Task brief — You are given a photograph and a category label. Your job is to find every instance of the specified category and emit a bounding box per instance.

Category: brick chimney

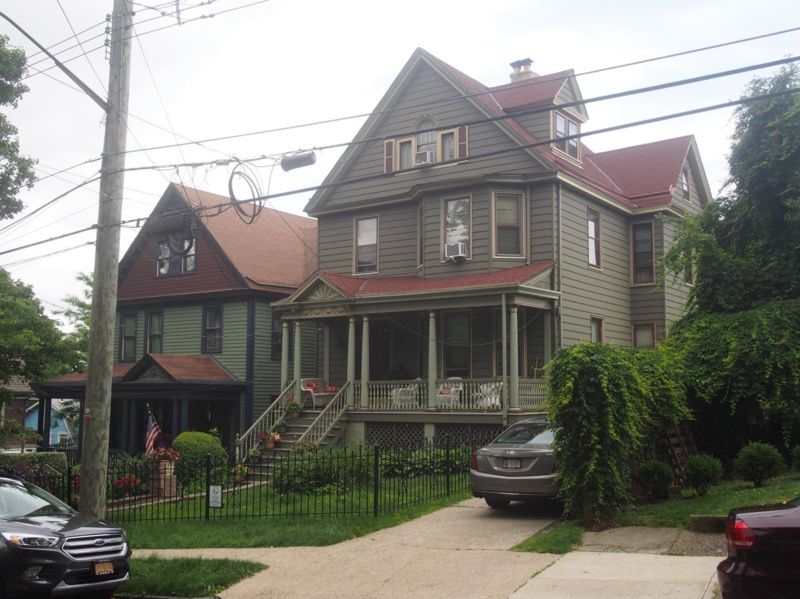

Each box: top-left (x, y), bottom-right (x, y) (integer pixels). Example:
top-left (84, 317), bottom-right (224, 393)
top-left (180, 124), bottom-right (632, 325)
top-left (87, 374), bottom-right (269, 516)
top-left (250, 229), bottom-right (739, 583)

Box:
top-left (509, 58), bottom-right (537, 82)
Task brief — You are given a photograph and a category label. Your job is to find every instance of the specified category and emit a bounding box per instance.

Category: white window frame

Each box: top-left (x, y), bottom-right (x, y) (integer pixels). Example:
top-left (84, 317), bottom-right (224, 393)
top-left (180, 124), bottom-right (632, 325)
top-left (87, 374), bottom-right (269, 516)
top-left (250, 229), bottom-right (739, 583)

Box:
top-left (587, 207), bottom-right (602, 269)
top-left (552, 112), bottom-right (581, 161)
top-left (354, 215), bottom-right (379, 275)
top-left (492, 192), bottom-right (525, 259)
top-left (590, 316), bottom-right (604, 344)
top-left (632, 322), bottom-right (656, 348)
top-left (437, 129), bottom-right (457, 163)
top-left (395, 137), bottom-right (416, 171)
top-left (441, 196), bottom-right (472, 261)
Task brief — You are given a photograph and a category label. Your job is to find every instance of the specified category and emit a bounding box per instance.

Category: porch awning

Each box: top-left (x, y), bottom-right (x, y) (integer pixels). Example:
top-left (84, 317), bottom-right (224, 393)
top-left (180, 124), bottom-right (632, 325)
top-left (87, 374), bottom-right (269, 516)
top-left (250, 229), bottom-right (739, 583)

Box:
top-left (32, 354), bottom-right (244, 398)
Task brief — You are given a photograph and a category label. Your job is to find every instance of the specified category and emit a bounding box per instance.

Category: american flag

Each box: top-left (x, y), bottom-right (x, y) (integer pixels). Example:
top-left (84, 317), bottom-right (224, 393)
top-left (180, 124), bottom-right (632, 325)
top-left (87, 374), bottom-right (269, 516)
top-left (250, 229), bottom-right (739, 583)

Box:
top-left (145, 405), bottom-right (162, 454)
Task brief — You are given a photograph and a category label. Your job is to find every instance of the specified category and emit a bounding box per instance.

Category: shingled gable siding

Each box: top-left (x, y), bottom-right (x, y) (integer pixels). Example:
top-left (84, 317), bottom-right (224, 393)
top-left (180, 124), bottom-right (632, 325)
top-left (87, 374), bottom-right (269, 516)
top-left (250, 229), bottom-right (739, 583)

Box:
top-left (559, 187), bottom-right (632, 346)
top-left (318, 62), bottom-right (546, 212)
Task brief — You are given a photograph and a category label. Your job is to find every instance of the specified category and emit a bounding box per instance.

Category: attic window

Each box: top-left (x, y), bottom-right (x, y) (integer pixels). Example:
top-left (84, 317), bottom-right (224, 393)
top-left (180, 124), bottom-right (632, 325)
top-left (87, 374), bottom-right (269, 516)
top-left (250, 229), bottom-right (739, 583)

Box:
top-left (384, 126), bottom-right (468, 172)
top-left (679, 166), bottom-right (690, 201)
top-left (554, 113), bottom-right (579, 160)
top-left (156, 237), bottom-right (196, 277)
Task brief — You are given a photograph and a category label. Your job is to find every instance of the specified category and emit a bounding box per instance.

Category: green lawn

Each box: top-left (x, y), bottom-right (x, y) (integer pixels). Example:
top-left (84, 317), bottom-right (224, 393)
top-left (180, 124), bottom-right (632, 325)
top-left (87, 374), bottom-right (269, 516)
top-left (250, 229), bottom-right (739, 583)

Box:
top-left (618, 472), bottom-right (800, 528)
top-left (123, 491), bottom-right (470, 548)
top-left (511, 520), bottom-right (584, 554)
top-left (118, 556), bottom-right (264, 597)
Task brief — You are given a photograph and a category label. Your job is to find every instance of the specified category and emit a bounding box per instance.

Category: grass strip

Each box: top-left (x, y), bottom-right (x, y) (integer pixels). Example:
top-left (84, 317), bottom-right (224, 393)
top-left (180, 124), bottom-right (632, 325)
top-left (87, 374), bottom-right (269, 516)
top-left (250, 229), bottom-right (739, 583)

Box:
top-left (618, 473), bottom-right (800, 528)
top-left (118, 556), bottom-right (264, 597)
top-left (511, 520), bottom-right (584, 554)
top-left (124, 491), bottom-right (470, 548)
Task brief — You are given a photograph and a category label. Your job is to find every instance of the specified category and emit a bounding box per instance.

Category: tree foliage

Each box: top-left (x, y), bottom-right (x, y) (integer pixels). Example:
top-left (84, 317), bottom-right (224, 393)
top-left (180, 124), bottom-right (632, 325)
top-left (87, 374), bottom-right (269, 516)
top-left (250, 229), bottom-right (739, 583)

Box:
top-left (56, 272), bottom-right (93, 372)
top-left (0, 35), bottom-right (36, 220)
top-left (663, 66), bottom-right (800, 457)
top-left (547, 343), bottom-right (687, 528)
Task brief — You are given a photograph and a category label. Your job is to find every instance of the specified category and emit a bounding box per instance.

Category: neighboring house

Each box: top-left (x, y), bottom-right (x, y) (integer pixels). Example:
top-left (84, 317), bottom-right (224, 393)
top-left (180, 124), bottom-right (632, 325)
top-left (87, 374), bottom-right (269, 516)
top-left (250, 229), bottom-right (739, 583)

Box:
top-left (34, 184), bottom-right (318, 453)
top-left (24, 399), bottom-right (73, 446)
top-left (270, 49), bottom-right (711, 448)
top-left (1, 377), bottom-right (39, 452)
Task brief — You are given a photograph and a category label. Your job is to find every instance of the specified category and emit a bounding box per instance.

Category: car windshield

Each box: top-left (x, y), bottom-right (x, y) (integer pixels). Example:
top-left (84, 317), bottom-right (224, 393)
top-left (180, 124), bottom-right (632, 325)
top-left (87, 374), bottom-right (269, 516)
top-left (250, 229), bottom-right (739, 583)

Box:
top-left (493, 424), bottom-right (553, 446)
top-left (0, 480), bottom-right (74, 519)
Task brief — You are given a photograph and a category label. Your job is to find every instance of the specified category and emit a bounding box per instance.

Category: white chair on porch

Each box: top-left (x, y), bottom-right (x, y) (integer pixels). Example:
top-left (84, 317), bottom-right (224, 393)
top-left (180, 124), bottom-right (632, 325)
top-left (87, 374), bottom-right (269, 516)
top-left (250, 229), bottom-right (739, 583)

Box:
top-left (475, 382), bottom-right (502, 410)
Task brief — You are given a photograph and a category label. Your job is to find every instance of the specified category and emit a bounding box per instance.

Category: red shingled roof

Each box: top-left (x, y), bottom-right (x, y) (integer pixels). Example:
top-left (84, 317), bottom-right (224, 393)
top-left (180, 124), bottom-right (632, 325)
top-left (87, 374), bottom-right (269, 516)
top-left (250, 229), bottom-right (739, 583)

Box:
top-left (174, 186), bottom-right (317, 290)
top-left (488, 70), bottom-right (573, 112)
top-left (318, 261), bottom-right (554, 298)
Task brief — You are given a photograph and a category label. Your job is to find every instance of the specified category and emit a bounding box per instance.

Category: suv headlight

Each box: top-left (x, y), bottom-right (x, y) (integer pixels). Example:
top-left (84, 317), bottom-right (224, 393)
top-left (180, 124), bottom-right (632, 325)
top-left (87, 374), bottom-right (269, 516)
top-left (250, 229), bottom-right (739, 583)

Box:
top-left (1, 532), bottom-right (60, 548)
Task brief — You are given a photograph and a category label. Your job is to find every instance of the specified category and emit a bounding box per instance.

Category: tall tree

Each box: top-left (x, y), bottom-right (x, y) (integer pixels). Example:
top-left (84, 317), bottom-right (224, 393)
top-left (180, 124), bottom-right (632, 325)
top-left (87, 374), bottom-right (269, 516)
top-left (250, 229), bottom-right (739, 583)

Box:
top-left (664, 66), bottom-right (800, 458)
top-left (57, 272), bottom-right (93, 372)
top-left (0, 34), bottom-right (36, 219)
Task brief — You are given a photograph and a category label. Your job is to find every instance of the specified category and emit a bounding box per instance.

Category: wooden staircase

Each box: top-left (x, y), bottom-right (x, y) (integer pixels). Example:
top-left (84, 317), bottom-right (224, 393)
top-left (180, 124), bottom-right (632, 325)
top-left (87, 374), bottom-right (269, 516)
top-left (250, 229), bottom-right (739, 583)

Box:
top-left (664, 422), bottom-right (697, 486)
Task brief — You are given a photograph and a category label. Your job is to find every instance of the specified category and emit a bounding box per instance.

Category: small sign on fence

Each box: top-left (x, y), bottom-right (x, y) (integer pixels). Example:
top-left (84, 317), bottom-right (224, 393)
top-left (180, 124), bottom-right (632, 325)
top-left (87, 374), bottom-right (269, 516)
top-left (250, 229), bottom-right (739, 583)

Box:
top-left (208, 484), bottom-right (222, 508)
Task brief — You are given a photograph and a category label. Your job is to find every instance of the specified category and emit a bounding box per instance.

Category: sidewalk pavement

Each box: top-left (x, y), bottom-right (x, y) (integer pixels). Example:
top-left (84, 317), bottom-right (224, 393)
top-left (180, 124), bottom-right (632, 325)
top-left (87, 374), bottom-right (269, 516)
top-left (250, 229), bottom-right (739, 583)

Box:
top-left (134, 498), bottom-right (722, 598)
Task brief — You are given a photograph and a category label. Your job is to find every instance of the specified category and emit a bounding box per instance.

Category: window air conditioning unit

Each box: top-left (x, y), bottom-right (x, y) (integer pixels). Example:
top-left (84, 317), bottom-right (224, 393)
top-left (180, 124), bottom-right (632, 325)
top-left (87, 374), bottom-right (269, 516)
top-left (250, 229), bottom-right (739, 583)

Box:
top-left (414, 150), bottom-right (434, 166)
top-left (445, 242), bottom-right (467, 262)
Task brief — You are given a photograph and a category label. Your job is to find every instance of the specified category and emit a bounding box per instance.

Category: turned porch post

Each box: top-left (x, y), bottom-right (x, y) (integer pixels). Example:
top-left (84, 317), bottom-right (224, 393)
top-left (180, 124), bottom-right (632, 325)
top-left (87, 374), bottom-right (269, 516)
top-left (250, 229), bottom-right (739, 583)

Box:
top-left (509, 305), bottom-right (520, 410)
top-left (360, 315), bottom-right (370, 408)
top-left (322, 323), bottom-right (331, 383)
top-left (346, 316), bottom-right (356, 407)
top-left (280, 320), bottom-right (289, 389)
top-left (543, 309), bottom-right (552, 365)
top-left (293, 320), bottom-right (302, 401)
top-left (427, 311), bottom-right (437, 409)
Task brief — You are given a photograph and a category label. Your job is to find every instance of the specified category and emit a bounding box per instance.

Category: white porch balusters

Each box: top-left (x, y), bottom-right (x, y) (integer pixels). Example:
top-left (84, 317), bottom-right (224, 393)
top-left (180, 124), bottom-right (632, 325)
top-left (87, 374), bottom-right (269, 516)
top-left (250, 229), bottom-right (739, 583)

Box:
top-left (509, 305), bottom-right (520, 411)
top-left (346, 316), bottom-right (356, 407)
top-left (360, 315), bottom-right (370, 408)
top-left (427, 311), bottom-right (436, 409)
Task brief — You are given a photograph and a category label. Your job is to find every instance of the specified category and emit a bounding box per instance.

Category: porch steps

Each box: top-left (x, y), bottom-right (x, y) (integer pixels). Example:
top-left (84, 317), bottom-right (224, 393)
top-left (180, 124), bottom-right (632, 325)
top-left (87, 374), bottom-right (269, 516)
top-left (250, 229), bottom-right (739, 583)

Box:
top-left (247, 409), bottom-right (345, 480)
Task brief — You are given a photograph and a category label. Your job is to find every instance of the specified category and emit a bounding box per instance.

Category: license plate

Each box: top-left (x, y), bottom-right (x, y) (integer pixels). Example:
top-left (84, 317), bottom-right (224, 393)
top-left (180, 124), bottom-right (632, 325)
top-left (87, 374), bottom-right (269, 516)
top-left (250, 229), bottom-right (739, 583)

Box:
top-left (502, 458), bottom-right (521, 469)
top-left (94, 562), bottom-right (114, 576)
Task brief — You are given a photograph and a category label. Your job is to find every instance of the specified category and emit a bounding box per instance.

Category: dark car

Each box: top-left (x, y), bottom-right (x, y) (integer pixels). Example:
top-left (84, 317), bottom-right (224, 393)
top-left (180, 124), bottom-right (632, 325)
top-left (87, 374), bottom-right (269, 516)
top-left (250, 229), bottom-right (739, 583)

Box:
top-left (469, 417), bottom-right (557, 508)
top-left (0, 476), bottom-right (130, 598)
top-left (717, 496), bottom-right (800, 599)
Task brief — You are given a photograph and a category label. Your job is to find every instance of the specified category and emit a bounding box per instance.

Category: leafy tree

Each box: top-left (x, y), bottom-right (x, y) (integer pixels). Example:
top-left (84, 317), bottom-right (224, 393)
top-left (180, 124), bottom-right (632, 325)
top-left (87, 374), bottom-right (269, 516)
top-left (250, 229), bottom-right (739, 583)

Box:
top-left (0, 268), bottom-right (74, 444)
top-left (663, 66), bottom-right (800, 457)
top-left (56, 272), bottom-right (93, 371)
top-left (0, 35), bottom-right (36, 220)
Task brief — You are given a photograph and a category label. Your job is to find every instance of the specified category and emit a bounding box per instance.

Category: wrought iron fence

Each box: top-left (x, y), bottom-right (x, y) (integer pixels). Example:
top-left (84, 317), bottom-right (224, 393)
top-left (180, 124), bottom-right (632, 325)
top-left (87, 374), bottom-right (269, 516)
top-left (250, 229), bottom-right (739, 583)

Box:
top-left (19, 435), bottom-right (497, 523)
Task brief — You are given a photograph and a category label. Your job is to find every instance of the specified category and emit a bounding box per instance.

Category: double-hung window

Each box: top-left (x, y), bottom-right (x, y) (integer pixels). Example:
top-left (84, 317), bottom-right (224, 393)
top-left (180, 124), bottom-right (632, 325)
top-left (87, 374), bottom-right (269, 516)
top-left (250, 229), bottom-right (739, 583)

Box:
top-left (397, 138), bottom-right (414, 170)
top-left (679, 167), bottom-right (690, 202)
top-left (590, 317), bottom-right (603, 343)
top-left (632, 222), bottom-right (655, 284)
top-left (495, 193), bottom-right (523, 256)
top-left (355, 217), bottom-right (378, 274)
top-left (554, 113), bottom-right (579, 159)
top-left (444, 197), bottom-right (471, 258)
top-left (202, 306), bottom-right (222, 353)
top-left (146, 312), bottom-right (163, 353)
top-left (120, 313), bottom-right (137, 361)
top-left (587, 207), bottom-right (601, 268)
top-left (633, 323), bottom-right (655, 348)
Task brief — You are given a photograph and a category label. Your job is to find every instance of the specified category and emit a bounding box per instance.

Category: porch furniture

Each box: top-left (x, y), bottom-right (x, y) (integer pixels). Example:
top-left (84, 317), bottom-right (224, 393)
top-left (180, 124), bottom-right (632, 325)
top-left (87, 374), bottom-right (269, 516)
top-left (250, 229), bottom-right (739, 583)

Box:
top-left (475, 382), bottom-right (503, 409)
top-left (391, 384), bottom-right (419, 409)
top-left (300, 378), bottom-right (335, 408)
top-left (436, 379), bottom-right (462, 409)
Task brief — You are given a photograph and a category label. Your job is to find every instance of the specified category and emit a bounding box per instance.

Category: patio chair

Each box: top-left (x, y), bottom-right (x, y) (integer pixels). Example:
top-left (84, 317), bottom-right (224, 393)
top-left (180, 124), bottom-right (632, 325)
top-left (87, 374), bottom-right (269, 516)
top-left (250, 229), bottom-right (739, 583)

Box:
top-left (436, 378), bottom-right (462, 409)
top-left (300, 378), bottom-right (336, 408)
top-left (390, 384), bottom-right (418, 409)
top-left (475, 381), bottom-right (502, 409)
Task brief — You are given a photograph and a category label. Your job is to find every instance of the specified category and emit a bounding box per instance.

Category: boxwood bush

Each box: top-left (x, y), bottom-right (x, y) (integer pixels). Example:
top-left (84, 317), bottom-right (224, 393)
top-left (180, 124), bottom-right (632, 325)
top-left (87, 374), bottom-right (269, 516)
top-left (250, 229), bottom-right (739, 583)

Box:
top-left (684, 453), bottom-right (722, 497)
top-left (0, 452), bottom-right (68, 474)
top-left (734, 442), bottom-right (785, 488)
top-left (172, 431), bottom-right (228, 486)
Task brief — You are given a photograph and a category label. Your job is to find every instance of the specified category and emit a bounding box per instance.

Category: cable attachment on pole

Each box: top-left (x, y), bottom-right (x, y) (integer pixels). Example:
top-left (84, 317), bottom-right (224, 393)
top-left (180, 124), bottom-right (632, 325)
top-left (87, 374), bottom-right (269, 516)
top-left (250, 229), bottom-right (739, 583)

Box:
top-left (227, 161), bottom-right (264, 225)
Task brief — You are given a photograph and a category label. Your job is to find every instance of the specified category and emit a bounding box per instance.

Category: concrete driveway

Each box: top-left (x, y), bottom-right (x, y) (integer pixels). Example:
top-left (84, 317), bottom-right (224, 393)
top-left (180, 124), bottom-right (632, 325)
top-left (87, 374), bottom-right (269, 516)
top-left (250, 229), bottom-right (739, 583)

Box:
top-left (137, 498), bottom-right (559, 598)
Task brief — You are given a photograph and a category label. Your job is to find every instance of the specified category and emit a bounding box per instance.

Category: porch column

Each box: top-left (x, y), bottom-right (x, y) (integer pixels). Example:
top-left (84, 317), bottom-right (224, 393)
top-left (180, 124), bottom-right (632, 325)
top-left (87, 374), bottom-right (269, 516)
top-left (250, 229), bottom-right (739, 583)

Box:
top-left (346, 316), bottom-right (356, 407)
top-left (322, 323), bottom-right (331, 383)
top-left (127, 399), bottom-right (136, 454)
top-left (360, 316), bottom-right (370, 409)
top-left (509, 305), bottom-right (520, 411)
top-left (543, 309), bottom-right (552, 364)
top-left (280, 320), bottom-right (289, 389)
top-left (293, 320), bottom-right (302, 401)
top-left (427, 311), bottom-right (436, 409)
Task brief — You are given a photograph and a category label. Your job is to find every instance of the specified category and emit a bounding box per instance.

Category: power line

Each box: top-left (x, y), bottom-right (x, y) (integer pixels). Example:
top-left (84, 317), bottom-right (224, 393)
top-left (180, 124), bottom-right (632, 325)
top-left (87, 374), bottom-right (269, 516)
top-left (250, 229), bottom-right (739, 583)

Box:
top-left (3, 84), bottom-right (797, 259)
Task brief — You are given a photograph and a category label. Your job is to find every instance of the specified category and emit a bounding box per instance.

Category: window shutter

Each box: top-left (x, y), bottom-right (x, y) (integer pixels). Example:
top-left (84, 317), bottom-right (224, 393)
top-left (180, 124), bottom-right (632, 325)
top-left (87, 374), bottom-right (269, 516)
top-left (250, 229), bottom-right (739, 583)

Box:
top-left (384, 141), bottom-right (394, 173)
top-left (457, 126), bottom-right (468, 159)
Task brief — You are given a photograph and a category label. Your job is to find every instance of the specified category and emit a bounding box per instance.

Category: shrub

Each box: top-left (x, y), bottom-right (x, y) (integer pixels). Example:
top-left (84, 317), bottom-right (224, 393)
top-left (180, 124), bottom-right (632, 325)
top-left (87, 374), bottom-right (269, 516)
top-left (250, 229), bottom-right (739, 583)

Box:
top-left (791, 444), bottom-right (800, 472)
top-left (273, 446), bottom-right (370, 493)
top-left (638, 460), bottom-right (674, 502)
top-left (684, 454), bottom-right (722, 496)
top-left (734, 442), bottom-right (785, 488)
top-left (0, 452), bottom-right (68, 475)
top-left (172, 431), bottom-right (227, 486)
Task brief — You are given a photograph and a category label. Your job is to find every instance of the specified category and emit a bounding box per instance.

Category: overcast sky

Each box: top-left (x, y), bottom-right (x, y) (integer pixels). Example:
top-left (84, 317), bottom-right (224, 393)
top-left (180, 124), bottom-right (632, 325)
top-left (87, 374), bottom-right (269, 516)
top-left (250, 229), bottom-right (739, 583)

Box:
top-left (1, 0), bottom-right (798, 325)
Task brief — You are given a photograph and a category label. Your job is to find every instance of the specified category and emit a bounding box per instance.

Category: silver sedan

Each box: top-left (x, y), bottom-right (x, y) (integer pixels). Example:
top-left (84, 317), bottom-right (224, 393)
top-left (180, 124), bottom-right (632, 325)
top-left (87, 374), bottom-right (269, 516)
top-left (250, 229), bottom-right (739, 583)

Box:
top-left (469, 417), bottom-right (557, 508)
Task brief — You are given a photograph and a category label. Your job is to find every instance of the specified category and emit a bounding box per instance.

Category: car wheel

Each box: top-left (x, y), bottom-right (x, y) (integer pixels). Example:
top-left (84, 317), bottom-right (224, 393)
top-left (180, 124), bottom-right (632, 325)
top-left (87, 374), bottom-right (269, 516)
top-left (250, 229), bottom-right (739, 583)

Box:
top-left (485, 498), bottom-right (510, 509)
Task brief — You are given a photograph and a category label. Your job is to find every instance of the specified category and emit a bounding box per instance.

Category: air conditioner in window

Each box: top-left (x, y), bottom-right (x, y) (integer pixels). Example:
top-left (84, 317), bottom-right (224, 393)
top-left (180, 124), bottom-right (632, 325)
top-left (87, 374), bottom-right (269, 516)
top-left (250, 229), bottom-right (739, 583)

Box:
top-left (445, 242), bottom-right (467, 262)
top-left (414, 150), bottom-right (434, 166)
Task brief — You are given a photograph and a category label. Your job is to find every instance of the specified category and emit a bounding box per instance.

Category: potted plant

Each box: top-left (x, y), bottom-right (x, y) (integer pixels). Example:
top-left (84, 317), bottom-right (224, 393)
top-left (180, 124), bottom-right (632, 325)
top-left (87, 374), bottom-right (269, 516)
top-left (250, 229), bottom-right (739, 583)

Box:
top-left (258, 431), bottom-right (281, 449)
top-left (149, 447), bottom-right (180, 474)
top-left (285, 395), bottom-right (302, 419)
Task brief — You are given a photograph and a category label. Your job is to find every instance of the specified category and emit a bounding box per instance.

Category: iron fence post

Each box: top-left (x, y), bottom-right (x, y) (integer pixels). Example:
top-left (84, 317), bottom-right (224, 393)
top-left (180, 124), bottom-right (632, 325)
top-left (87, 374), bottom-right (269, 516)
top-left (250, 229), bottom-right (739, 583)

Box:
top-left (205, 454), bottom-right (212, 521)
top-left (67, 465), bottom-right (72, 506)
top-left (373, 445), bottom-right (380, 517)
top-left (445, 436), bottom-right (451, 496)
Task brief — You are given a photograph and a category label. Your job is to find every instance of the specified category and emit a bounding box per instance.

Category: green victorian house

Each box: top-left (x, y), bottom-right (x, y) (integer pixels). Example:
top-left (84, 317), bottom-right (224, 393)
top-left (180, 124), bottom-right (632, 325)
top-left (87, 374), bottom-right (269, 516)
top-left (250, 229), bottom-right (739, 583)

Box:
top-left (237, 48), bottom-right (711, 455)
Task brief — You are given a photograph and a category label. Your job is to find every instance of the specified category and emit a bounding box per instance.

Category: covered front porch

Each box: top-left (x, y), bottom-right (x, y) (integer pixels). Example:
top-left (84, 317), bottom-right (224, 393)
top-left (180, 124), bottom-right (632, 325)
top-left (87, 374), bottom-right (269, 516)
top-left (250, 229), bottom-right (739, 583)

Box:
top-left (275, 263), bottom-right (558, 416)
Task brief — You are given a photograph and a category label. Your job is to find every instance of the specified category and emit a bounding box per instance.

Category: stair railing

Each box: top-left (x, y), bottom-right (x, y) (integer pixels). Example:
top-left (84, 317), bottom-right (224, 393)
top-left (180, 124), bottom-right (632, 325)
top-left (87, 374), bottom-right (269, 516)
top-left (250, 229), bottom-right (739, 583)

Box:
top-left (236, 380), bottom-right (296, 463)
top-left (294, 382), bottom-right (350, 448)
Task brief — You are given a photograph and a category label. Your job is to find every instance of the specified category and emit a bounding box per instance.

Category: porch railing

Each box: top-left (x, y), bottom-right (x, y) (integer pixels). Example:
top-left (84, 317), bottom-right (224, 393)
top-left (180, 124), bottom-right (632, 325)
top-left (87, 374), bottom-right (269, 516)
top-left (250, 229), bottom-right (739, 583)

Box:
top-left (236, 380), bottom-right (296, 463)
top-left (294, 381), bottom-right (350, 448)
top-left (519, 378), bottom-right (547, 411)
top-left (365, 380), bottom-right (426, 411)
top-left (434, 378), bottom-right (505, 411)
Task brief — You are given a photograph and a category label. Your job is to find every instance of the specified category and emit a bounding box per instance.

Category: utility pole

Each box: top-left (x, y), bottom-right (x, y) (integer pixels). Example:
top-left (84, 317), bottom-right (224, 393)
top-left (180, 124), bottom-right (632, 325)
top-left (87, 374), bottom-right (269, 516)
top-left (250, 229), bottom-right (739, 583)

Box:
top-left (80, 0), bottom-right (133, 519)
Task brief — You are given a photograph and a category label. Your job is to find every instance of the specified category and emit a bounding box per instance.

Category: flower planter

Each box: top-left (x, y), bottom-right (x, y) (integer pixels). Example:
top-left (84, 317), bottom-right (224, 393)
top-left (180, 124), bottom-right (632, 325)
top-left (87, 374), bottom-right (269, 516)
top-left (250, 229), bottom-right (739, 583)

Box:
top-left (264, 440), bottom-right (275, 449)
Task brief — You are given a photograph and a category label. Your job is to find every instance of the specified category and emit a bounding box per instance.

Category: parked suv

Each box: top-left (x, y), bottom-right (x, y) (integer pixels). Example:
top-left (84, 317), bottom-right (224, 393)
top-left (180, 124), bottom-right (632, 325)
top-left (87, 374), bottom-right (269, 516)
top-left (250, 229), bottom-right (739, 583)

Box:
top-left (0, 476), bottom-right (130, 598)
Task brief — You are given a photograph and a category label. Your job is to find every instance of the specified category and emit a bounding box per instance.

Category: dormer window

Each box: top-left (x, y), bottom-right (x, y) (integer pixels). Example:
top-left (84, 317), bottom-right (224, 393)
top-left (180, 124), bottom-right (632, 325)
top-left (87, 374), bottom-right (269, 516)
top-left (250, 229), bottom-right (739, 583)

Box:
top-left (554, 113), bottom-right (579, 160)
top-left (679, 166), bottom-right (690, 201)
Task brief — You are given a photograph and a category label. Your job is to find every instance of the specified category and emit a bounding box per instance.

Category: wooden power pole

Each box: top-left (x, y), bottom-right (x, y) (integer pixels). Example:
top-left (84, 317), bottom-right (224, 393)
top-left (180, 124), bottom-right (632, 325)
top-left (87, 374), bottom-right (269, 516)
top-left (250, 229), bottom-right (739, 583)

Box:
top-left (79, 0), bottom-right (133, 519)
